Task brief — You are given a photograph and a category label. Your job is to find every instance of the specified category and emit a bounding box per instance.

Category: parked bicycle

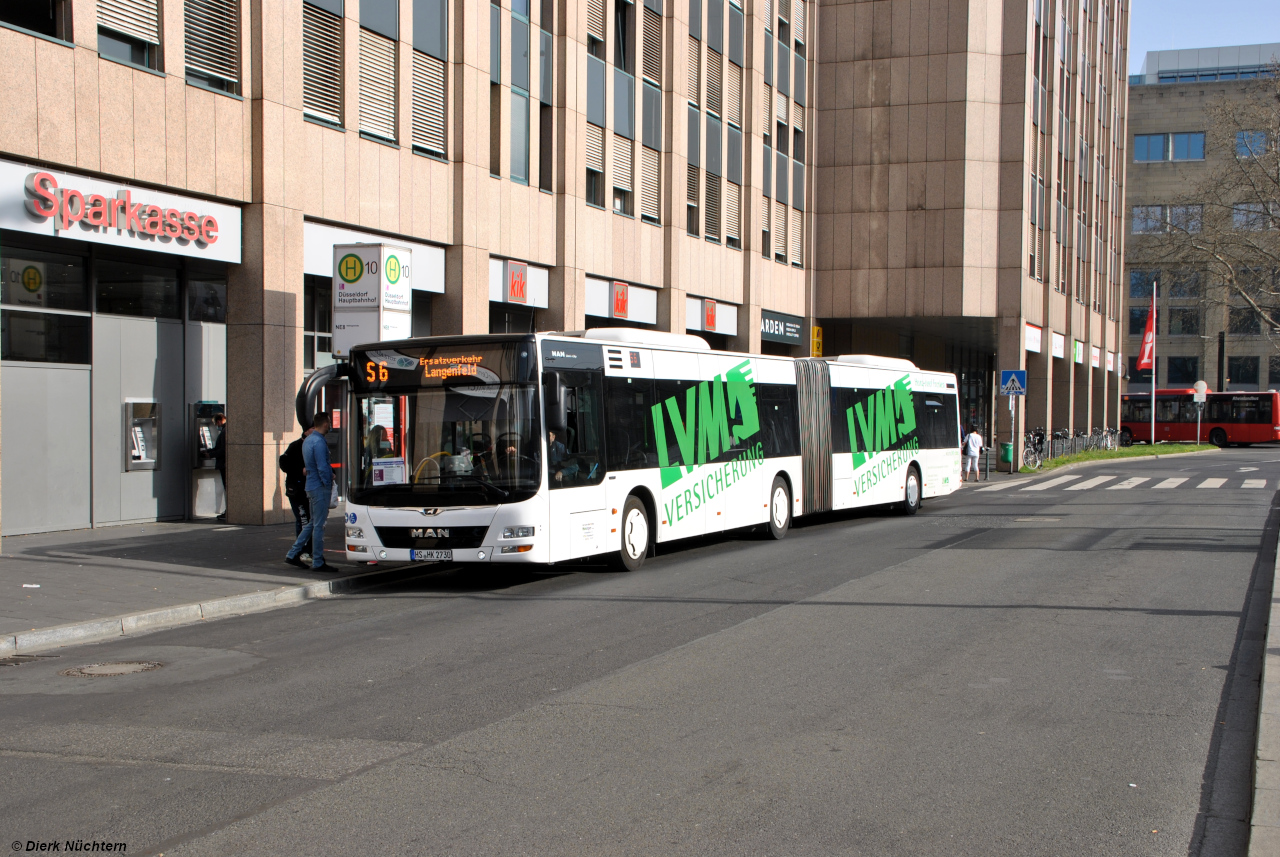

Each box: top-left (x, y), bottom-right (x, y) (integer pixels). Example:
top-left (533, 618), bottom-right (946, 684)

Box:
top-left (1023, 427), bottom-right (1047, 469)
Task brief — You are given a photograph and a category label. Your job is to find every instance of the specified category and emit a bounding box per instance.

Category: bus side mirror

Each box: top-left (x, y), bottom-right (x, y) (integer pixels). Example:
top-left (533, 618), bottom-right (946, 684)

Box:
top-left (543, 371), bottom-right (568, 433)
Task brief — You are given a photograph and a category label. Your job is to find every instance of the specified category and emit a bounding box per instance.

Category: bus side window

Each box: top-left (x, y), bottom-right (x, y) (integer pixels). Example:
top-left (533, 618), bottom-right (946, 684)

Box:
top-left (551, 371), bottom-right (607, 489)
top-left (756, 383), bottom-right (800, 458)
top-left (1262, 397), bottom-right (1273, 422)
top-left (605, 376), bottom-right (658, 470)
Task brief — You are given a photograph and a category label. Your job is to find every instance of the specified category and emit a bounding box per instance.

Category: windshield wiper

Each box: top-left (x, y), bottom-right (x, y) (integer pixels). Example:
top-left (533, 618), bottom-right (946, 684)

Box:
top-left (454, 474), bottom-right (510, 499)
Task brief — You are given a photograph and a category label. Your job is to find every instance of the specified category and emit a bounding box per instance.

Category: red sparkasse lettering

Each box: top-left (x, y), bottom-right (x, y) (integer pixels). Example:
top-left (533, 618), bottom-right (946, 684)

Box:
top-left (143, 205), bottom-right (163, 235)
top-left (164, 208), bottom-right (182, 238)
top-left (86, 194), bottom-right (110, 227)
top-left (24, 171), bottom-right (58, 217)
top-left (59, 188), bottom-right (85, 231)
top-left (199, 215), bottom-right (218, 244)
top-left (181, 211), bottom-right (200, 241)
top-left (119, 191), bottom-right (144, 233)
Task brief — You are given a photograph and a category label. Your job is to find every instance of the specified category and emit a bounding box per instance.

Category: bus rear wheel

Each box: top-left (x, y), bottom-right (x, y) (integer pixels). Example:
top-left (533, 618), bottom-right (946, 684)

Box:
top-left (767, 476), bottom-right (791, 540)
top-left (614, 495), bottom-right (650, 572)
top-left (1119, 429), bottom-right (1132, 447)
top-left (1210, 428), bottom-right (1228, 448)
top-left (902, 466), bottom-right (922, 516)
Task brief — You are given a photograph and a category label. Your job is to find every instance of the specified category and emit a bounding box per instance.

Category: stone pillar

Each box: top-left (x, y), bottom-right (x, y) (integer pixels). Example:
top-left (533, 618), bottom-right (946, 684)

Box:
top-left (996, 316), bottom-right (1025, 471)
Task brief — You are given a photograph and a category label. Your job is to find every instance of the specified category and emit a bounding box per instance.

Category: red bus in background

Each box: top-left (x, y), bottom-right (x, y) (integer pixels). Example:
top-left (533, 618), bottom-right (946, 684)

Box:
top-left (1120, 389), bottom-right (1280, 446)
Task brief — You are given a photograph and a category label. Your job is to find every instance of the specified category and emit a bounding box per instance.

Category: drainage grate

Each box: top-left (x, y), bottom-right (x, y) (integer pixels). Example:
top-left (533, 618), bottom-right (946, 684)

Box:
top-left (0, 655), bottom-right (60, 667)
top-left (59, 661), bottom-right (164, 678)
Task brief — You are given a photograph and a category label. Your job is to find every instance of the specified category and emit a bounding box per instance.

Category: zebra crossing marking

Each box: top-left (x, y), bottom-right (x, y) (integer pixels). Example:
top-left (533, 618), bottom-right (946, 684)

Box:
top-left (1152, 478), bottom-right (1188, 489)
top-left (1066, 475), bottom-right (1117, 491)
top-left (1196, 478), bottom-right (1227, 489)
top-left (1021, 475), bottom-right (1083, 491)
top-left (1106, 477), bottom-right (1150, 490)
top-left (1242, 478), bottom-right (1268, 489)
top-left (975, 479), bottom-right (1033, 492)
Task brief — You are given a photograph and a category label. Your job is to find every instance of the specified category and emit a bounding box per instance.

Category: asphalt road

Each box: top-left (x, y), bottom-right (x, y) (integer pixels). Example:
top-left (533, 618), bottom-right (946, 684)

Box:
top-left (1, 447), bottom-right (1274, 856)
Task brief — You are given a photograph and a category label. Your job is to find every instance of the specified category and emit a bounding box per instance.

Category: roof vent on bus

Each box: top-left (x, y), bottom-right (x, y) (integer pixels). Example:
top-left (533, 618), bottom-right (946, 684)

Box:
top-left (584, 328), bottom-right (711, 351)
top-left (835, 354), bottom-right (919, 371)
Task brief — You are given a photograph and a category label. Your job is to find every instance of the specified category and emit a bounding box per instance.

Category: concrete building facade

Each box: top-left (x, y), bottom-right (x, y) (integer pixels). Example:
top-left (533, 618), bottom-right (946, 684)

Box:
top-left (0, 0), bottom-right (1128, 533)
top-left (1123, 44), bottom-right (1280, 396)
top-left (812, 0), bottom-right (1129, 452)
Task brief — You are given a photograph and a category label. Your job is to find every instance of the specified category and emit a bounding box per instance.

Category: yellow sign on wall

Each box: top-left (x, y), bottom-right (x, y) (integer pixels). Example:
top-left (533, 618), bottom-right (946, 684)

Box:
top-left (811, 324), bottom-right (823, 357)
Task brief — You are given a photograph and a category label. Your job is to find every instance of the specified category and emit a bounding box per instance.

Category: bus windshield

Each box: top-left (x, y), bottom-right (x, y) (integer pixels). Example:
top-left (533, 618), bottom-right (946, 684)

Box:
top-left (349, 340), bottom-right (541, 506)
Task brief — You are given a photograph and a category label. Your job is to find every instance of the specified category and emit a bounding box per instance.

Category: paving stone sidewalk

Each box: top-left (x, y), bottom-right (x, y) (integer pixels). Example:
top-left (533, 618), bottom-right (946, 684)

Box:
top-left (0, 517), bottom-right (354, 639)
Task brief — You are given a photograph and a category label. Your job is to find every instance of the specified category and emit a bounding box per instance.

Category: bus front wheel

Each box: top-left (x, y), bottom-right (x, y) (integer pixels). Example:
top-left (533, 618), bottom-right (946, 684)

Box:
top-left (768, 476), bottom-right (791, 540)
top-left (1210, 428), bottom-right (1228, 448)
top-left (902, 466), bottom-right (922, 516)
top-left (615, 495), bottom-right (650, 572)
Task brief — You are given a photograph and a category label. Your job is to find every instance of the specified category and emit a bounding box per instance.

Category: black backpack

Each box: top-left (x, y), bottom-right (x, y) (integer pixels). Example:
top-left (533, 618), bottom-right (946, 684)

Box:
top-left (279, 437), bottom-right (306, 492)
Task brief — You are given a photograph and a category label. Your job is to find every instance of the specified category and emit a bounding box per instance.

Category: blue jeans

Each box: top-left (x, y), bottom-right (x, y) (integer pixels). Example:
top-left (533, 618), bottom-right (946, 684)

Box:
top-left (287, 486), bottom-right (331, 568)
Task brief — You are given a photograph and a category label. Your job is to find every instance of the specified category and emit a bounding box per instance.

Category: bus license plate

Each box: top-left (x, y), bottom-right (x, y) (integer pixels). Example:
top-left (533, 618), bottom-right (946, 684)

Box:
top-left (412, 549), bottom-right (452, 562)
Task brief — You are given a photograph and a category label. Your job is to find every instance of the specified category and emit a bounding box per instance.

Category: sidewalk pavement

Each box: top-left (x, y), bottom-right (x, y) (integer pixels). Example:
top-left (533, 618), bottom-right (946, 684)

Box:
top-left (0, 515), bottom-right (400, 653)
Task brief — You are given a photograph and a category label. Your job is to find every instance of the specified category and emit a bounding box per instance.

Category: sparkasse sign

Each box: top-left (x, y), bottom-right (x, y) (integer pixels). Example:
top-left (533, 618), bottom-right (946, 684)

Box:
top-left (0, 157), bottom-right (242, 264)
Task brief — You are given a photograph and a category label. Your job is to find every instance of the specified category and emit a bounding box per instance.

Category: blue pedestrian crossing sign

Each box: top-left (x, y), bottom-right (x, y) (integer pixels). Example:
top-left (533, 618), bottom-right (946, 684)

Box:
top-left (1000, 370), bottom-right (1027, 396)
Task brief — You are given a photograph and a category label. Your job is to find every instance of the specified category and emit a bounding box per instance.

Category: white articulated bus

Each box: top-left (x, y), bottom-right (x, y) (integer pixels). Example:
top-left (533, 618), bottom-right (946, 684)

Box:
top-left (334, 329), bottom-right (961, 570)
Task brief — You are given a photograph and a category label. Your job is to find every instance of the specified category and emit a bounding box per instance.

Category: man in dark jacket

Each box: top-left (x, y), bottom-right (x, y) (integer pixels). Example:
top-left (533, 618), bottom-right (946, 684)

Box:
top-left (280, 429), bottom-right (312, 536)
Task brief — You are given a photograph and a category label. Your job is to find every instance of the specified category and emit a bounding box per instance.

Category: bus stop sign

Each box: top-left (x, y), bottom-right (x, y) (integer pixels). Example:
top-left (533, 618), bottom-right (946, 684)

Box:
top-left (1000, 370), bottom-right (1027, 396)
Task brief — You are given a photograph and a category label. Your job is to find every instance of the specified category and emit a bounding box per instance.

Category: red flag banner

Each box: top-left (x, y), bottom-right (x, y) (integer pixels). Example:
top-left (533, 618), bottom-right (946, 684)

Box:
top-left (1137, 291), bottom-right (1156, 370)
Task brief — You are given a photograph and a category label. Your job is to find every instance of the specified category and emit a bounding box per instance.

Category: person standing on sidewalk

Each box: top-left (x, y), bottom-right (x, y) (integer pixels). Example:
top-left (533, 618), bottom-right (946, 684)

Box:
top-left (961, 425), bottom-right (983, 483)
top-left (279, 427), bottom-right (313, 541)
top-left (213, 412), bottom-right (228, 520)
top-left (285, 413), bottom-right (336, 572)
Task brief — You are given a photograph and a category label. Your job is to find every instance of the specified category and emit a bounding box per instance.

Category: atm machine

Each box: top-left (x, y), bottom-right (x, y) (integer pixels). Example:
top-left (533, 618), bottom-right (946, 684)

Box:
top-left (191, 402), bottom-right (225, 518)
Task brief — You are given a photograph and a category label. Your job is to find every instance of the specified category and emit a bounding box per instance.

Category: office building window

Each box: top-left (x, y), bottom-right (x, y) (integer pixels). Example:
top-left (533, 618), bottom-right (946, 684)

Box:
top-left (1269, 355), bottom-right (1280, 387)
top-left (359, 28), bottom-right (398, 142)
top-left (511, 92), bottom-right (530, 183)
top-left (1127, 356), bottom-right (1153, 384)
top-left (185, 0), bottom-right (240, 93)
top-left (1171, 131), bottom-right (1205, 161)
top-left (586, 124), bottom-right (605, 207)
top-left (490, 4), bottom-right (501, 174)
top-left (303, 0), bottom-right (345, 126)
top-left (1234, 203), bottom-right (1274, 231)
top-left (1128, 306), bottom-right (1148, 335)
top-left (1131, 205), bottom-right (1165, 234)
top-left (412, 51), bottom-right (447, 157)
top-left (1167, 308), bottom-right (1200, 336)
top-left (1132, 133), bottom-right (1167, 162)
top-left (99, 0), bottom-right (161, 69)
top-left (1167, 356), bottom-right (1199, 385)
top-left (1168, 270), bottom-right (1202, 298)
top-left (1129, 269), bottom-right (1157, 298)
top-left (1169, 204), bottom-right (1202, 234)
top-left (303, 274), bottom-right (334, 371)
top-left (1228, 355), bottom-right (1260, 385)
top-left (1229, 307), bottom-right (1262, 335)
top-left (3, 0), bottom-right (71, 39)
top-left (614, 136), bottom-right (634, 215)
top-left (1237, 131), bottom-right (1268, 158)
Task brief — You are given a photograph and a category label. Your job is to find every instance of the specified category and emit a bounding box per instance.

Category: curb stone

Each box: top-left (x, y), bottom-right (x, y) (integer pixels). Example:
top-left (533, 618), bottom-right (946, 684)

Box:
top-left (1251, 528), bottom-right (1280, 854)
top-left (4, 563), bottom-right (444, 657)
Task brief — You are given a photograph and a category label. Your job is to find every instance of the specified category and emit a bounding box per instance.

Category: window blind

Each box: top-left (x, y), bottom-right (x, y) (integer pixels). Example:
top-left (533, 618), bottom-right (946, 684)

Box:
top-left (793, 0), bottom-right (803, 43)
top-left (640, 146), bottom-right (660, 221)
top-left (774, 199), bottom-right (786, 259)
top-left (687, 163), bottom-right (699, 204)
top-left (790, 93), bottom-right (803, 130)
top-left (775, 91), bottom-right (787, 128)
top-left (99, 0), bottom-right (160, 44)
top-left (586, 124), bottom-right (605, 172)
top-left (613, 135), bottom-right (634, 191)
top-left (763, 84), bottom-right (772, 135)
top-left (790, 207), bottom-right (801, 263)
top-left (725, 181), bottom-right (739, 242)
top-left (412, 50), bottom-right (447, 155)
top-left (705, 173), bottom-right (720, 239)
top-left (360, 28), bottom-right (398, 141)
top-left (725, 62), bottom-right (741, 126)
top-left (763, 0), bottom-right (770, 27)
top-left (687, 36), bottom-right (700, 105)
top-left (587, 0), bottom-right (605, 41)
top-left (642, 7), bottom-right (662, 84)
top-left (303, 3), bottom-right (344, 125)
top-left (776, 0), bottom-right (788, 23)
top-left (706, 48), bottom-right (722, 116)
top-left (186, 0), bottom-right (240, 87)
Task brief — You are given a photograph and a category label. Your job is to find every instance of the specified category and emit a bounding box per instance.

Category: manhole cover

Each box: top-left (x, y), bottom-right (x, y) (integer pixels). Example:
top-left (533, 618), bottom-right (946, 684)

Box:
top-left (59, 661), bottom-right (163, 678)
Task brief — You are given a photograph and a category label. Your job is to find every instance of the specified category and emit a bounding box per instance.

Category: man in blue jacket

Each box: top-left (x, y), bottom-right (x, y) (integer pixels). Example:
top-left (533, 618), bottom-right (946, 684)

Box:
top-left (285, 412), bottom-right (337, 572)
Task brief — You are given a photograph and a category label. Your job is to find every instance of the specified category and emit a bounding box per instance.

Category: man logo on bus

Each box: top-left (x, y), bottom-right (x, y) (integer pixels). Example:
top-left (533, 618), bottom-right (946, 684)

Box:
top-left (845, 375), bottom-right (917, 470)
top-left (338, 254), bottom-right (363, 284)
top-left (650, 360), bottom-right (761, 489)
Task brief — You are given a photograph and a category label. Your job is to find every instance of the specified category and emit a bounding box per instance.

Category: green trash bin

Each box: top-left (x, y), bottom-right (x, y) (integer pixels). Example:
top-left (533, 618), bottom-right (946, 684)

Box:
top-left (999, 442), bottom-right (1013, 464)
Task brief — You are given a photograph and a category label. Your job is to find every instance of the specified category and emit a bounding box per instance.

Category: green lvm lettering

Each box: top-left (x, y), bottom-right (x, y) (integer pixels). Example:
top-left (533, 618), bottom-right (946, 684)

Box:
top-left (651, 360), bottom-right (761, 488)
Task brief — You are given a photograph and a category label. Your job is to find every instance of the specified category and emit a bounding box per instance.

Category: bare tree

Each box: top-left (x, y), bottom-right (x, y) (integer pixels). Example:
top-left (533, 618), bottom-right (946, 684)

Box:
top-left (1131, 66), bottom-right (1280, 334)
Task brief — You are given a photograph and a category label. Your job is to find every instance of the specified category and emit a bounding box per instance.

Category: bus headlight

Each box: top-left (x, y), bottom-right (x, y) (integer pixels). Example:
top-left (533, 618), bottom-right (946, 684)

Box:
top-left (346, 526), bottom-right (365, 539)
top-left (501, 545), bottom-right (534, 553)
top-left (502, 526), bottom-right (535, 538)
